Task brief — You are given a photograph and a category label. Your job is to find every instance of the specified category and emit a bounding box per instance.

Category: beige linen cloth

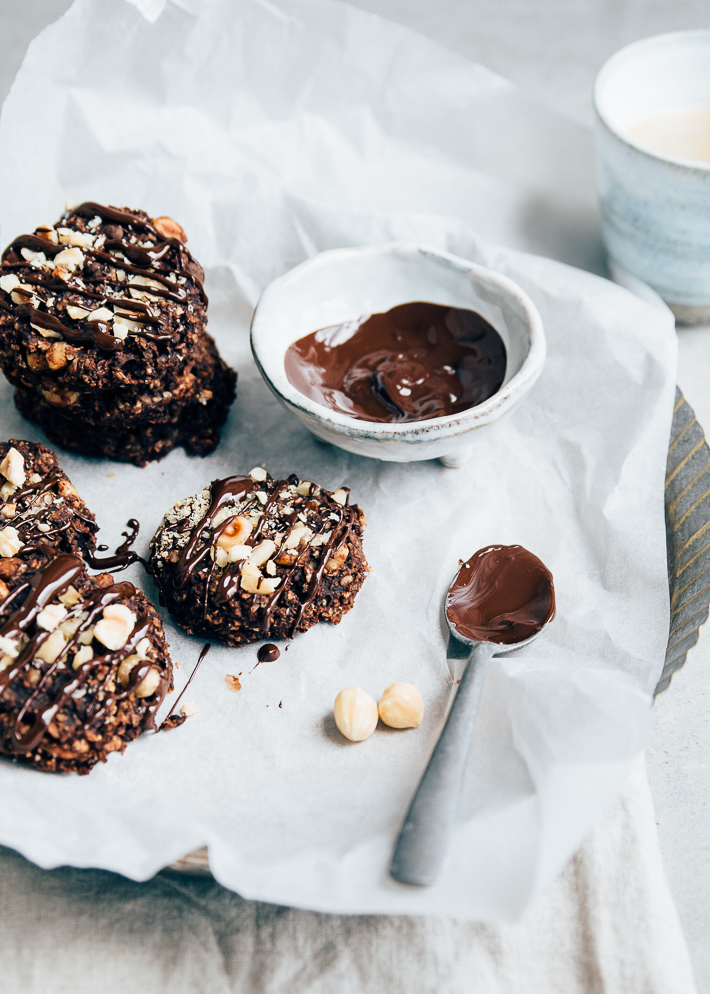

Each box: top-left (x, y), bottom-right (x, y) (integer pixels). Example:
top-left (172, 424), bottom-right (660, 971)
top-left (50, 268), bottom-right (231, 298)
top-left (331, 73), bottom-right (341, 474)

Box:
top-left (0, 758), bottom-right (695, 993)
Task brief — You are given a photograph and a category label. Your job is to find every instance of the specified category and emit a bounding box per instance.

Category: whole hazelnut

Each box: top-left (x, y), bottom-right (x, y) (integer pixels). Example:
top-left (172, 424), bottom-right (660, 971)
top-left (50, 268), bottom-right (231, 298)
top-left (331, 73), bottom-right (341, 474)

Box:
top-left (377, 683), bottom-right (425, 729)
top-left (333, 687), bottom-right (378, 742)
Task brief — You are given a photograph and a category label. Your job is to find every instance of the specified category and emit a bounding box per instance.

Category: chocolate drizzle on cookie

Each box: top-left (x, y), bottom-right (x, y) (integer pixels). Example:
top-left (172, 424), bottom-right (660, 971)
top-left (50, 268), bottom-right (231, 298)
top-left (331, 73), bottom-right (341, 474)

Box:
top-left (161, 642), bottom-right (210, 732)
top-left (86, 518), bottom-right (142, 572)
top-left (0, 553), bottom-right (169, 754)
top-left (5, 471), bottom-right (90, 545)
top-left (177, 473), bottom-right (355, 636)
top-left (173, 476), bottom-right (255, 588)
top-left (0, 442), bottom-right (98, 559)
top-left (0, 201), bottom-right (206, 352)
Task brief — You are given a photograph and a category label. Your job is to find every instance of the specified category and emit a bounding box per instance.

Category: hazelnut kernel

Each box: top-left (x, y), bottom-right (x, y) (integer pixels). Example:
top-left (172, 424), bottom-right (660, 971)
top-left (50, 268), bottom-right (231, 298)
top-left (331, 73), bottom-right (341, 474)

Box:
top-left (377, 683), bottom-right (425, 729)
top-left (216, 515), bottom-right (252, 550)
top-left (152, 216), bottom-right (187, 244)
top-left (333, 687), bottom-right (378, 742)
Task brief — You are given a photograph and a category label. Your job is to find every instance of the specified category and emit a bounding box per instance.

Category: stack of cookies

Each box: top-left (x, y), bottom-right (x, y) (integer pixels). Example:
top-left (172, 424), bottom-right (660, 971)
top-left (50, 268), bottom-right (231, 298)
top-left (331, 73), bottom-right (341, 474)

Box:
top-left (0, 440), bottom-right (173, 774)
top-left (0, 202), bottom-right (236, 465)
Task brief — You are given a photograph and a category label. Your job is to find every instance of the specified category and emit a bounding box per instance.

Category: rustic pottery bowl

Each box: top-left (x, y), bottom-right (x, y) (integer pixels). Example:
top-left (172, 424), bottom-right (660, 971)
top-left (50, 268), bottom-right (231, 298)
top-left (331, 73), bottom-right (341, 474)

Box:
top-left (250, 243), bottom-right (545, 466)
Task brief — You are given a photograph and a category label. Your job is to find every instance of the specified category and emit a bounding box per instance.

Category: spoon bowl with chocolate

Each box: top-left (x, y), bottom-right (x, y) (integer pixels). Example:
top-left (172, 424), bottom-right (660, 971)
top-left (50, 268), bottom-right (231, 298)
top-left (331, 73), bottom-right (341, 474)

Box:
top-left (251, 243), bottom-right (545, 466)
top-left (390, 544), bottom-right (555, 886)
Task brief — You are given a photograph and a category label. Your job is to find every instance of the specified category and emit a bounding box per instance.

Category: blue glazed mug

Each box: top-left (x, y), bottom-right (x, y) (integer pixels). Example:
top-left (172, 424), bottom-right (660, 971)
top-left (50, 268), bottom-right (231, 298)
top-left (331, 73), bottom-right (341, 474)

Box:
top-left (594, 31), bottom-right (710, 324)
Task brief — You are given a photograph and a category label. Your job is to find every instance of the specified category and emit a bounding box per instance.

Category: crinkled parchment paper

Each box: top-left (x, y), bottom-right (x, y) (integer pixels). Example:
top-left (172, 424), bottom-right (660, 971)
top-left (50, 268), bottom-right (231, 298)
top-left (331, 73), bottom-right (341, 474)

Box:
top-left (0, 0), bottom-right (677, 920)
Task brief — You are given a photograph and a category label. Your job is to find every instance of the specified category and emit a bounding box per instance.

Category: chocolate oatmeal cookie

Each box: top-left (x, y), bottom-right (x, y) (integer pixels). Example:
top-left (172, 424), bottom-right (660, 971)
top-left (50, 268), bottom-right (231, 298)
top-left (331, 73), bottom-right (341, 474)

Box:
top-left (149, 468), bottom-right (368, 646)
top-left (0, 551), bottom-right (172, 774)
top-left (14, 333), bottom-right (235, 466)
top-left (0, 202), bottom-right (236, 464)
top-left (0, 439), bottom-right (97, 561)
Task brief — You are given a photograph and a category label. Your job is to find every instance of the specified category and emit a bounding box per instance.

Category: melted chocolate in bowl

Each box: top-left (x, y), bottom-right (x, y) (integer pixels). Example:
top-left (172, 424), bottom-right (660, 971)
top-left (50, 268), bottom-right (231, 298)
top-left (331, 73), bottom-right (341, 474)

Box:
top-left (284, 302), bottom-right (507, 424)
top-left (446, 545), bottom-right (555, 645)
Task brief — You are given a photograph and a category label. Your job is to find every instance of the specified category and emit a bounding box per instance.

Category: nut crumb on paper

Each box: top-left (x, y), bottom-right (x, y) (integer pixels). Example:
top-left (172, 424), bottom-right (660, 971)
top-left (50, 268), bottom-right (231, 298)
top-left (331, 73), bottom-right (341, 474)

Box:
top-left (225, 674), bottom-right (241, 692)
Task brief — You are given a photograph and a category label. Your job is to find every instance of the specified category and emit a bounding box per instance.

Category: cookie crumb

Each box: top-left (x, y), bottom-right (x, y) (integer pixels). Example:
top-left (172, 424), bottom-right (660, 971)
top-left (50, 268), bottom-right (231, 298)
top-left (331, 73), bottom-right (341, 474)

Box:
top-left (161, 713), bottom-right (187, 732)
top-left (225, 674), bottom-right (242, 692)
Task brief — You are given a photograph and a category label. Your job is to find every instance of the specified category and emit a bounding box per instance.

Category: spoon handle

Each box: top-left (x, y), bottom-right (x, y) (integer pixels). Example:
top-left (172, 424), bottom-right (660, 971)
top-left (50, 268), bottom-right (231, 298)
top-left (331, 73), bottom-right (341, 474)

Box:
top-left (390, 641), bottom-right (495, 886)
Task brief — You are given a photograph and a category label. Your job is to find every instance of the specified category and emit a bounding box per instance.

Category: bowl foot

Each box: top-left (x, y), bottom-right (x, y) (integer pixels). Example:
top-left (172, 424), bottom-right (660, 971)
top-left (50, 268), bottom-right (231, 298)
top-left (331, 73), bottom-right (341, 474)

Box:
top-left (439, 451), bottom-right (470, 468)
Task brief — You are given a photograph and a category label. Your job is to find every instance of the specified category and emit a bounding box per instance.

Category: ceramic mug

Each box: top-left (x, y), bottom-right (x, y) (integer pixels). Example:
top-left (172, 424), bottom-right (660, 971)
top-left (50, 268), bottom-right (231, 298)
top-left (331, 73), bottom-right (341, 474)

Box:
top-left (594, 30), bottom-right (710, 324)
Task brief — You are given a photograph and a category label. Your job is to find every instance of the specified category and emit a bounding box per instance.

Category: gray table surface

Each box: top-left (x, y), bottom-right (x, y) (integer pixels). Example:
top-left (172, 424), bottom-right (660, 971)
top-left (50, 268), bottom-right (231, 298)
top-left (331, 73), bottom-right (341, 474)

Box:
top-left (1, 0), bottom-right (709, 989)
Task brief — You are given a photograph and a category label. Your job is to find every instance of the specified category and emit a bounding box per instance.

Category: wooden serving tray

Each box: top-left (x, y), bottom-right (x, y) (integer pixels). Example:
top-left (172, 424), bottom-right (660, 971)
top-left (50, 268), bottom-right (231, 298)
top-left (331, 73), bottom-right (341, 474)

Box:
top-left (170, 389), bottom-right (710, 875)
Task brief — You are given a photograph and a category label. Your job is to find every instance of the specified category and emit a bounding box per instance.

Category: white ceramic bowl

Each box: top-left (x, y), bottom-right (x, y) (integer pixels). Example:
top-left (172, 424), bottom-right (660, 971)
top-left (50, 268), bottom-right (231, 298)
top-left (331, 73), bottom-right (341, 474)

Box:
top-left (250, 243), bottom-right (545, 465)
top-left (594, 31), bottom-right (710, 323)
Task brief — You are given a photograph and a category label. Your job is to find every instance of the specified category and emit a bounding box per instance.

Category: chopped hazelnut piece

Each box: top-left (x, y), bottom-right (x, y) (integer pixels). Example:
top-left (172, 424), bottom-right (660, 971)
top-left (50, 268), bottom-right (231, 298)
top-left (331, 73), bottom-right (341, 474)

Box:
top-left (66, 305), bottom-right (90, 321)
top-left (36, 628), bottom-right (67, 664)
top-left (0, 448), bottom-right (25, 488)
top-left (36, 603), bottom-right (68, 632)
top-left (72, 645), bottom-right (93, 670)
top-left (53, 246), bottom-right (84, 271)
top-left (135, 666), bottom-right (161, 698)
top-left (94, 603), bottom-right (136, 650)
top-left (0, 635), bottom-right (19, 659)
top-left (248, 539), bottom-right (277, 568)
top-left (58, 585), bottom-right (82, 607)
top-left (0, 526), bottom-right (22, 558)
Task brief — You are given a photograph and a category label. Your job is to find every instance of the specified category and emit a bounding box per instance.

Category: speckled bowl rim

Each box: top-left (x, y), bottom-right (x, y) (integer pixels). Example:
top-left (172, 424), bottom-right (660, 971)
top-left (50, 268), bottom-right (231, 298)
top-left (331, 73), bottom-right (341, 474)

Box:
top-left (593, 30), bottom-right (710, 174)
top-left (250, 243), bottom-right (546, 442)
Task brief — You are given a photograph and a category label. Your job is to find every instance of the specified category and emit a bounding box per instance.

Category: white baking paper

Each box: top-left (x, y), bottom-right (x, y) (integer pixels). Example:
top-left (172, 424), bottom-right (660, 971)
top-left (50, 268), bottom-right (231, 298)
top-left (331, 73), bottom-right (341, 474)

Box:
top-left (0, 0), bottom-right (677, 920)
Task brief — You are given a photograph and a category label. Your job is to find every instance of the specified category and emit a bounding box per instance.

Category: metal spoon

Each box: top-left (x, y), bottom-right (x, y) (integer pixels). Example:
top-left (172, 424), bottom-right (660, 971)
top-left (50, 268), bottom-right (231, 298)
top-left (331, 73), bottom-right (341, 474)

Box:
top-left (390, 561), bottom-right (552, 887)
